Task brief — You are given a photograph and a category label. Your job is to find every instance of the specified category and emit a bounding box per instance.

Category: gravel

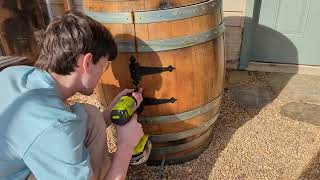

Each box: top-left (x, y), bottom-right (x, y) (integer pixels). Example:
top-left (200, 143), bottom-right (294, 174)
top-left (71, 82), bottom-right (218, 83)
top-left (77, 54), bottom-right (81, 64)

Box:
top-left (67, 72), bottom-right (320, 179)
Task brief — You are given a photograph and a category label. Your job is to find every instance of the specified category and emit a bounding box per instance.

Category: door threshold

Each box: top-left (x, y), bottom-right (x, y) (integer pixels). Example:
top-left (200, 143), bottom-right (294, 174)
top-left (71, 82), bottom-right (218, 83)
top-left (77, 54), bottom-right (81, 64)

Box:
top-left (246, 62), bottom-right (320, 76)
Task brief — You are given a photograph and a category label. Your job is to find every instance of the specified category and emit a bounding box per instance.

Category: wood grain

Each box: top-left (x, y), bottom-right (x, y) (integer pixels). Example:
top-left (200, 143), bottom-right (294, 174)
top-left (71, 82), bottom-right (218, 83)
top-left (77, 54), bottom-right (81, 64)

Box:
top-left (85, 0), bottom-right (225, 164)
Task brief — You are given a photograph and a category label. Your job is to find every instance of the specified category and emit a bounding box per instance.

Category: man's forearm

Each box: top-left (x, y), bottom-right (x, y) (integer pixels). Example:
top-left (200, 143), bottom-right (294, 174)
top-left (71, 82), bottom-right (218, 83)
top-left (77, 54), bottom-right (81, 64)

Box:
top-left (104, 143), bottom-right (133, 180)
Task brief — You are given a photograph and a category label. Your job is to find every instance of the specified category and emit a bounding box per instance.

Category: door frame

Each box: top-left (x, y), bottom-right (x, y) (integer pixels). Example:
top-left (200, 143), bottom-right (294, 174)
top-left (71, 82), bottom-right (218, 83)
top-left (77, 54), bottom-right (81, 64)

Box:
top-left (239, 0), bottom-right (320, 75)
top-left (239, 0), bottom-right (261, 70)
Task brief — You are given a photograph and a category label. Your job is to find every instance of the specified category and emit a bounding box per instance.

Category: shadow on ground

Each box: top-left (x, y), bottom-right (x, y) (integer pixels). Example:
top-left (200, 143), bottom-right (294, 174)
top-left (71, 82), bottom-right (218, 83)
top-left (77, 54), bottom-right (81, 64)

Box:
top-left (299, 150), bottom-right (320, 179)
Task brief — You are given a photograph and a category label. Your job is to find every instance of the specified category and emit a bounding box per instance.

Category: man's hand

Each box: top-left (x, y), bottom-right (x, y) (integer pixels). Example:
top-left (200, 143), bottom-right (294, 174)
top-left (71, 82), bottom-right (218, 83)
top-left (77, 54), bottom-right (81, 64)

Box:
top-left (104, 114), bottom-right (145, 180)
top-left (101, 88), bottom-right (144, 180)
top-left (115, 114), bottom-right (144, 149)
top-left (131, 89), bottom-right (143, 108)
top-left (110, 89), bottom-right (134, 108)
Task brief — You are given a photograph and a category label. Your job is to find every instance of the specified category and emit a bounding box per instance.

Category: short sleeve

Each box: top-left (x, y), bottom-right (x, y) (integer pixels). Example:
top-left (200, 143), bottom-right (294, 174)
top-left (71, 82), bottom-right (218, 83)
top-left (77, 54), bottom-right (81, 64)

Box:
top-left (23, 119), bottom-right (92, 180)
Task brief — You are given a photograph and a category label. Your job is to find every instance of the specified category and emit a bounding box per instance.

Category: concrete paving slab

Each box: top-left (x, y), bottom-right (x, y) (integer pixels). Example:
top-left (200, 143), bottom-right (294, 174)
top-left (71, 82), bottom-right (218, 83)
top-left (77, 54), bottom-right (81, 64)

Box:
top-left (230, 85), bottom-right (273, 110)
top-left (267, 73), bottom-right (320, 105)
top-left (281, 102), bottom-right (320, 126)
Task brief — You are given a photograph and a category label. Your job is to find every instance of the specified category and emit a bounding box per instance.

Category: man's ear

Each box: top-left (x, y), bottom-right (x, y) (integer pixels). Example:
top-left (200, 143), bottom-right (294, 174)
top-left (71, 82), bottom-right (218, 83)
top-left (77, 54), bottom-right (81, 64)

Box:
top-left (81, 53), bottom-right (93, 73)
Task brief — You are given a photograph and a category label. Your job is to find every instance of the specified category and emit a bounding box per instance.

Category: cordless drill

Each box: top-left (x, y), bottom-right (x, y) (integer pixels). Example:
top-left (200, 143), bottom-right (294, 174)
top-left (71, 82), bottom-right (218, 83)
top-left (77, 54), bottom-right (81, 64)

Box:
top-left (110, 93), bottom-right (152, 166)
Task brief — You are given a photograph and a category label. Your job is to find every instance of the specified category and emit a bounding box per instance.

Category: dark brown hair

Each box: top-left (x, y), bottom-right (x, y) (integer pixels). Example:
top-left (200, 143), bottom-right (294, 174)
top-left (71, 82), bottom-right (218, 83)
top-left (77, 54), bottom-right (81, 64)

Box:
top-left (35, 10), bottom-right (117, 75)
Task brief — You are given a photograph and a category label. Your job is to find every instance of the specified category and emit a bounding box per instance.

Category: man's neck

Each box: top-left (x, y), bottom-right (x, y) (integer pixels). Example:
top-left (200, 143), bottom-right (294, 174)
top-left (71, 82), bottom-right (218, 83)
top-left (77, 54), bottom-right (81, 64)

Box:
top-left (50, 73), bottom-right (79, 101)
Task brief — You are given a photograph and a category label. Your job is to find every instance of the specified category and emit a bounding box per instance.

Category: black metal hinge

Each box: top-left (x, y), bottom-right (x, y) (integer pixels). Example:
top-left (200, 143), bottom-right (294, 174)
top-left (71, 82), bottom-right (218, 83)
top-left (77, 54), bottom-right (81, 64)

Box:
top-left (137, 97), bottom-right (177, 114)
top-left (143, 97), bottom-right (177, 106)
top-left (129, 56), bottom-right (177, 109)
top-left (129, 56), bottom-right (175, 86)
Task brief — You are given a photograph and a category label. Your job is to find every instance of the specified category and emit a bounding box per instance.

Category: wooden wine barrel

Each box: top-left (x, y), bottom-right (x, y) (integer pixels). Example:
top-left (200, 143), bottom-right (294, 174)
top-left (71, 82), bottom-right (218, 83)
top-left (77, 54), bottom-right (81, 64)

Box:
top-left (39, 0), bottom-right (83, 22)
top-left (0, 0), bottom-right (43, 64)
top-left (0, 56), bottom-right (29, 70)
top-left (85, 0), bottom-right (225, 165)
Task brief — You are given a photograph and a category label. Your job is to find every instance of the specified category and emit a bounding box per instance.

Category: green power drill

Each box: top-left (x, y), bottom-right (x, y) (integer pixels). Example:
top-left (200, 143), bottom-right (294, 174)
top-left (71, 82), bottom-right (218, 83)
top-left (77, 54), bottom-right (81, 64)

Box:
top-left (110, 94), bottom-right (152, 166)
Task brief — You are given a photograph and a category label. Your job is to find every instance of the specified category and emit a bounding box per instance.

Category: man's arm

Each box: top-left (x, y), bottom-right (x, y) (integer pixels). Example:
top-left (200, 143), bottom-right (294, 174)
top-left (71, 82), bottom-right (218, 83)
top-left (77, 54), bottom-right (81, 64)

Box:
top-left (103, 114), bottom-right (144, 180)
top-left (100, 89), bottom-right (144, 179)
top-left (103, 143), bottom-right (134, 180)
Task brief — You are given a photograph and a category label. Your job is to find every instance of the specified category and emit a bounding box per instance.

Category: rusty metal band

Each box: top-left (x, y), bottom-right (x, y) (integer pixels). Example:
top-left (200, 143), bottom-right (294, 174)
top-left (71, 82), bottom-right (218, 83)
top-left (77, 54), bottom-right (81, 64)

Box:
top-left (84, 0), bottom-right (221, 24)
top-left (147, 132), bottom-right (212, 165)
top-left (140, 94), bottom-right (222, 124)
top-left (149, 112), bottom-right (219, 142)
top-left (85, 11), bottom-right (133, 24)
top-left (116, 22), bottom-right (224, 52)
top-left (135, 0), bottom-right (221, 23)
top-left (150, 126), bottom-right (213, 155)
top-left (40, 0), bottom-right (64, 4)
top-left (0, 56), bottom-right (28, 69)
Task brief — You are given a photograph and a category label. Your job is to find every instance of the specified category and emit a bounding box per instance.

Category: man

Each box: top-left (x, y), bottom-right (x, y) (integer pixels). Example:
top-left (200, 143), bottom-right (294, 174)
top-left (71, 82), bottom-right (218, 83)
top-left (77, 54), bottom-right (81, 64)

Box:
top-left (0, 11), bottom-right (144, 180)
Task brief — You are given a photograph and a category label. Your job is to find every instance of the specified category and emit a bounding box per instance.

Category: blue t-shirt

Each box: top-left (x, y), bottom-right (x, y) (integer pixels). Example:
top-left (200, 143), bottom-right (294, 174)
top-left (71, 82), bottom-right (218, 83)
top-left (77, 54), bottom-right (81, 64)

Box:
top-left (0, 66), bottom-right (91, 180)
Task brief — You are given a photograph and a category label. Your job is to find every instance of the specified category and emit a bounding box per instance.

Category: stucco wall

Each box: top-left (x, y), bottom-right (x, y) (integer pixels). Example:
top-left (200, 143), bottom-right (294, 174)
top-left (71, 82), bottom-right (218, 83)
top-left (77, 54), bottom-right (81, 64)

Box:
top-left (223, 0), bottom-right (247, 69)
